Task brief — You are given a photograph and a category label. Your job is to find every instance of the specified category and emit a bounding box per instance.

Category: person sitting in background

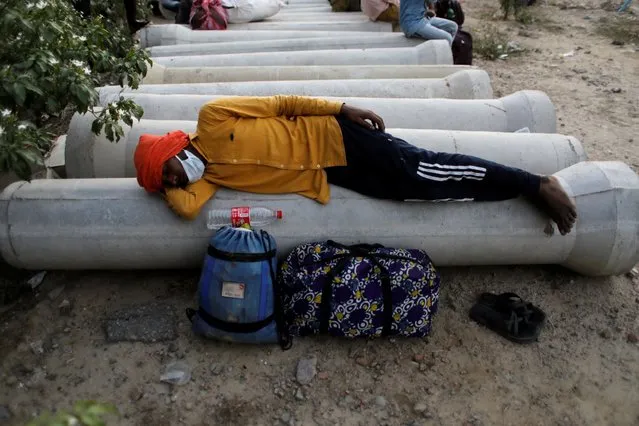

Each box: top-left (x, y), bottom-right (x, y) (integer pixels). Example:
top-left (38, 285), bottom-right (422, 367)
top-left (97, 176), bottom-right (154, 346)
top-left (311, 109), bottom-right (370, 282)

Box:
top-left (72, 0), bottom-right (149, 34)
top-left (399, 0), bottom-right (457, 45)
top-left (132, 95), bottom-right (577, 236)
top-left (361, 0), bottom-right (400, 23)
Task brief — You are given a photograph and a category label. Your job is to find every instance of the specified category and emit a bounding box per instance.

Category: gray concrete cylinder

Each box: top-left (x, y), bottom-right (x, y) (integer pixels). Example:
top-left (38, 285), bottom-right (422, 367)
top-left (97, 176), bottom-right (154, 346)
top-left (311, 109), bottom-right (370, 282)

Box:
top-left (147, 35), bottom-right (424, 57)
top-left (139, 26), bottom-right (400, 47)
top-left (265, 13), bottom-right (371, 21)
top-left (99, 72), bottom-right (492, 101)
top-left (151, 41), bottom-right (452, 67)
top-left (277, 6), bottom-right (332, 12)
top-left (64, 114), bottom-right (584, 179)
top-left (1, 162), bottom-right (637, 276)
top-left (98, 91), bottom-right (557, 133)
top-left (142, 64), bottom-right (476, 84)
top-left (228, 20), bottom-right (393, 31)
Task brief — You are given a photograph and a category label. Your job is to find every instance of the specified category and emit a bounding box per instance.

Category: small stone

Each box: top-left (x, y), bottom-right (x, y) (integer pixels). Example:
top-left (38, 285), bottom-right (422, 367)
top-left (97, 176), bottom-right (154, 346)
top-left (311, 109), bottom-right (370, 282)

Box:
top-left (374, 396), bottom-right (387, 408)
top-left (611, 88), bottom-right (622, 94)
top-left (280, 411), bottom-right (291, 423)
top-left (30, 340), bottom-right (44, 355)
top-left (168, 342), bottom-right (178, 353)
top-left (210, 363), bottom-right (224, 376)
top-left (0, 405), bottom-right (11, 421)
top-left (412, 354), bottom-right (424, 363)
top-left (627, 333), bottom-right (638, 344)
top-left (612, 40), bottom-right (625, 46)
top-left (185, 402), bottom-right (194, 410)
top-left (295, 356), bottom-right (317, 385)
top-left (317, 371), bottom-right (329, 380)
top-left (414, 402), bottom-right (428, 414)
top-left (48, 285), bottom-right (65, 301)
top-left (26, 271), bottom-right (47, 289)
top-left (342, 395), bottom-right (355, 407)
top-left (170, 394), bottom-right (178, 403)
top-left (598, 329), bottom-right (611, 339)
top-left (58, 299), bottom-right (72, 316)
top-left (5, 376), bottom-right (17, 386)
top-left (355, 357), bottom-right (370, 367)
top-left (294, 388), bottom-right (305, 401)
top-left (627, 268), bottom-right (639, 279)
top-left (274, 388), bottom-right (285, 398)
top-left (26, 368), bottom-right (46, 389)
top-left (129, 386), bottom-right (144, 402)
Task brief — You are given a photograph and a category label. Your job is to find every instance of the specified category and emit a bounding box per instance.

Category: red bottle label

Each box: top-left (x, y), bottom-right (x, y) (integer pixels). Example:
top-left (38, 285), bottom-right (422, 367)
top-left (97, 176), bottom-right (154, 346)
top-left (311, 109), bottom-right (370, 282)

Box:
top-left (231, 207), bottom-right (250, 227)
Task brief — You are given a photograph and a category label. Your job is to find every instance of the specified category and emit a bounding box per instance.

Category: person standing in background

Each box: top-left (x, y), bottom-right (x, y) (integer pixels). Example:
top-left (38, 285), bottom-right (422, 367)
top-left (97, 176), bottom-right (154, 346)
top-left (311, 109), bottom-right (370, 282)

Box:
top-left (361, 0), bottom-right (400, 23)
top-left (399, 0), bottom-right (457, 45)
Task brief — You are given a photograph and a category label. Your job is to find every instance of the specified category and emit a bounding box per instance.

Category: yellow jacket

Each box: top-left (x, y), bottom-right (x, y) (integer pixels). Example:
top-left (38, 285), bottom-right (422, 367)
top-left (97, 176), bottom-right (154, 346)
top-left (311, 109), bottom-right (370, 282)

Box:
top-left (164, 95), bottom-right (346, 220)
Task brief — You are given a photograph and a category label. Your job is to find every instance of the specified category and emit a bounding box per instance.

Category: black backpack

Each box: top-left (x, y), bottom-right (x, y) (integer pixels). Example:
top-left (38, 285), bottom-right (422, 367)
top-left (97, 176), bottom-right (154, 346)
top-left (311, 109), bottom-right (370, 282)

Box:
top-left (435, 0), bottom-right (472, 66)
top-left (435, 0), bottom-right (465, 27)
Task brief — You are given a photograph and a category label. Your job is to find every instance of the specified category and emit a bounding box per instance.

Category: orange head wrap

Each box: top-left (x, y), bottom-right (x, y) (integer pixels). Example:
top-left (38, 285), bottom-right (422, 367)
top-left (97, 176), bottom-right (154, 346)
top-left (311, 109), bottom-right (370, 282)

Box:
top-left (134, 130), bottom-right (190, 193)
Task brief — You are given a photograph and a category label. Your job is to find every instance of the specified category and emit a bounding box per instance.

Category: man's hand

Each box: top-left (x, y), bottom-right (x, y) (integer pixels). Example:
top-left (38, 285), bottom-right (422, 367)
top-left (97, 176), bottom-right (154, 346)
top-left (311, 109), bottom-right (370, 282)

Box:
top-left (340, 104), bottom-right (386, 132)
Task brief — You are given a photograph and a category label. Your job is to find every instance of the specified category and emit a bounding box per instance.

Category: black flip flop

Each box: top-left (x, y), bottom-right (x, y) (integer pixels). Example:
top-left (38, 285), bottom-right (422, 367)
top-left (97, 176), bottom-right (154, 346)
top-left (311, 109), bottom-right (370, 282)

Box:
top-left (469, 292), bottom-right (546, 344)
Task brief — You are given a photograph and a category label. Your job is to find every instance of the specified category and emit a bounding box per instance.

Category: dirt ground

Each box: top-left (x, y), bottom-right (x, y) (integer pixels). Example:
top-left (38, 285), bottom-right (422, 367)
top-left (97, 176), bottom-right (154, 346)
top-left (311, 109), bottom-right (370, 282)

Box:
top-left (1, 1), bottom-right (638, 425)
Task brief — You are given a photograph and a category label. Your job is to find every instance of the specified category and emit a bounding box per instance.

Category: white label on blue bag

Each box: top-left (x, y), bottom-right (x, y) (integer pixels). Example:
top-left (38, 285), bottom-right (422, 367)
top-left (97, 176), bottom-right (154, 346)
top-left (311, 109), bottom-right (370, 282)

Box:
top-left (221, 282), bottom-right (246, 299)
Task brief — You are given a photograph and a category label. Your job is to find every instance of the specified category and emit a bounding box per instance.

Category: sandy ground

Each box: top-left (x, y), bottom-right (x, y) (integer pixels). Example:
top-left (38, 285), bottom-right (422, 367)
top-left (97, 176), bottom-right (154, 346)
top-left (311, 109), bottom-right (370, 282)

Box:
top-left (1, 1), bottom-right (638, 425)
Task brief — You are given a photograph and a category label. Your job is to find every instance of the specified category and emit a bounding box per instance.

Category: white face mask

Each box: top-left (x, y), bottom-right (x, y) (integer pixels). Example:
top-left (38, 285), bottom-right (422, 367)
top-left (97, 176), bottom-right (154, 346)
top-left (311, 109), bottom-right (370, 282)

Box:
top-left (176, 150), bottom-right (206, 184)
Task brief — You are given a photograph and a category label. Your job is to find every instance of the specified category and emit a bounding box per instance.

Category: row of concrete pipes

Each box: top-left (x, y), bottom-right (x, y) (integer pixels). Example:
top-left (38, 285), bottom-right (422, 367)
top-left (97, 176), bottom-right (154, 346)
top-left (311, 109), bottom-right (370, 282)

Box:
top-left (1, 0), bottom-right (637, 276)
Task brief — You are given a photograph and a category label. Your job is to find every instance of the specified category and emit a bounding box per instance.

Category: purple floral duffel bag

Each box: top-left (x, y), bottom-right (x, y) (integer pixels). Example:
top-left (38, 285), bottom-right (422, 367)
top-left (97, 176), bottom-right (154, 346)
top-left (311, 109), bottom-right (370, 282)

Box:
top-left (278, 241), bottom-right (441, 339)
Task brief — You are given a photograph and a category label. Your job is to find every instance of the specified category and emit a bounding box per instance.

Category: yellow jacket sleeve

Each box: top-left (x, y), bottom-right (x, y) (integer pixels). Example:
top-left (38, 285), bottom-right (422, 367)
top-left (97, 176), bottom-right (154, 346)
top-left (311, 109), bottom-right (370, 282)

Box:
top-left (198, 95), bottom-right (344, 124)
top-left (163, 179), bottom-right (218, 221)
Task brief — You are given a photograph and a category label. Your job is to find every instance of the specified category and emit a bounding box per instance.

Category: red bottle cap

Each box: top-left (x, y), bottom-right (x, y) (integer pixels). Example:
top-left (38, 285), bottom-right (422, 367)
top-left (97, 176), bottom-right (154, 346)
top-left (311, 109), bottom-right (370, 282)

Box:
top-left (276, 210), bottom-right (283, 219)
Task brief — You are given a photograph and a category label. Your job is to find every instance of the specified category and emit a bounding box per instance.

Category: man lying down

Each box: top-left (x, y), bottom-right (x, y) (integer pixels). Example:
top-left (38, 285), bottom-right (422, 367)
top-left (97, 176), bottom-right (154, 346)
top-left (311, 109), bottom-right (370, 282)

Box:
top-left (133, 95), bottom-right (577, 235)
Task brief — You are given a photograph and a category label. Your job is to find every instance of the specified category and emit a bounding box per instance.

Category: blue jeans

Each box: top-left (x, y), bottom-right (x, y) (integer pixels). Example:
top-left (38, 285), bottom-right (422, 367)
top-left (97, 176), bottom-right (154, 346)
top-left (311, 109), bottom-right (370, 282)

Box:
top-left (406, 16), bottom-right (458, 45)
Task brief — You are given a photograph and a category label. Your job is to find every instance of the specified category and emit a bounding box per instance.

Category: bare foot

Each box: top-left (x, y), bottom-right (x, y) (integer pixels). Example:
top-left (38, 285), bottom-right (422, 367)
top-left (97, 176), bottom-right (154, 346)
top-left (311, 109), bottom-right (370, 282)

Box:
top-left (537, 176), bottom-right (577, 235)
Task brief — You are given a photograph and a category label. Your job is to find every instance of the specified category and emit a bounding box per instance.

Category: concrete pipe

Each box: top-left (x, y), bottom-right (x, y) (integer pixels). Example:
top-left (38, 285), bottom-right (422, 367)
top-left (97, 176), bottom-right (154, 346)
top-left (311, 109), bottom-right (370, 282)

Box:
top-left (139, 26), bottom-right (400, 47)
top-left (142, 64), bottom-right (476, 84)
top-left (287, 0), bottom-right (329, 4)
top-left (98, 72), bottom-right (492, 101)
top-left (2, 162), bottom-right (637, 275)
top-left (151, 40), bottom-right (452, 67)
top-left (226, 20), bottom-right (392, 31)
top-left (64, 115), bottom-right (584, 179)
top-left (147, 35), bottom-right (425, 57)
top-left (97, 91), bottom-right (557, 133)
top-left (264, 14), bottom-right (371, 21)
top-left (276, 6), bottom-right (332, 12)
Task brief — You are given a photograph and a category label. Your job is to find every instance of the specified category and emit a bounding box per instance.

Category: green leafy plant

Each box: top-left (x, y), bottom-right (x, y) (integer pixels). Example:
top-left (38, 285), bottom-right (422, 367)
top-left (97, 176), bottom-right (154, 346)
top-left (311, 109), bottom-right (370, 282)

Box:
top-left (0, 0), bottom-right (151, 180)
top-left (26, 401), bottom-right (118, 426)
top-left (474, 24), bottom-right (527, 60)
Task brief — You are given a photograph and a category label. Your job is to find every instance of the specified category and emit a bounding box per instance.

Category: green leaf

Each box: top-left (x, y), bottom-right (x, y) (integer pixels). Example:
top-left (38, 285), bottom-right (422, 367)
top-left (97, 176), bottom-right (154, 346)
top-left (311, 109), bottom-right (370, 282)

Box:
top-left (91, 119), bottom-right (104, 135)
top-left (104, 122), bottom-right (114, 141)
top-left (23, 81), bottom-right (44, 96)
top-left (122, 114), bottom-right (133, 127)
top-left (12, 82), bottom-right (26, 106)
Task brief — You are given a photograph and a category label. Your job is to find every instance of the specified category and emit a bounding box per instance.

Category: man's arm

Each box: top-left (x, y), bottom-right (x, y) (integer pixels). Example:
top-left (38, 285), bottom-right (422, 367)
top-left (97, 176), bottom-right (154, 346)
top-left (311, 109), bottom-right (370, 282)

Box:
top-left (163, 179), bottom-right (218, 221)
top-left (198, 95), bottom-right (344, 124)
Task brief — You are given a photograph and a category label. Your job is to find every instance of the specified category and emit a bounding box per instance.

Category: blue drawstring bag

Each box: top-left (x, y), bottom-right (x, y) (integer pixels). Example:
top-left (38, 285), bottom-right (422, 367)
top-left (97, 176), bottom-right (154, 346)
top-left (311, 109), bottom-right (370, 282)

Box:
top-left (187, 227), bottom-right (291, 349)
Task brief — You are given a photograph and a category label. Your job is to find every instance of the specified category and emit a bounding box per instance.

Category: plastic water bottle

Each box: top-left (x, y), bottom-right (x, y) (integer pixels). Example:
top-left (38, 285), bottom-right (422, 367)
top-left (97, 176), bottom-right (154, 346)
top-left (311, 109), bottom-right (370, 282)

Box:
top-left (207, 206), bottom-right (283, 229)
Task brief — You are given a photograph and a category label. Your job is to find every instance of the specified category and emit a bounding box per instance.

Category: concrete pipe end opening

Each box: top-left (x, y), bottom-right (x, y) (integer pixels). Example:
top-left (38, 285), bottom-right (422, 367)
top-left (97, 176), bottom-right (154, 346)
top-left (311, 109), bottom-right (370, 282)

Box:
top-left (559, 161), bottom-right (639, 276)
